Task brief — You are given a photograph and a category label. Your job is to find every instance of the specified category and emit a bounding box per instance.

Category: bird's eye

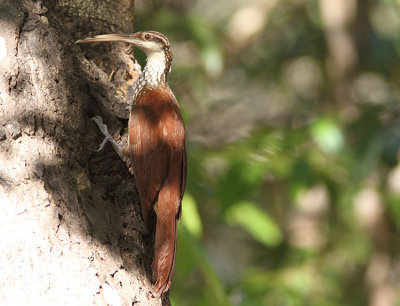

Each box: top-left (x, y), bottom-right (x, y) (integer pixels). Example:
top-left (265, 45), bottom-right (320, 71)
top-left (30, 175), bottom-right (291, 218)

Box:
top-left (144, 34), bottom-right (151, 40)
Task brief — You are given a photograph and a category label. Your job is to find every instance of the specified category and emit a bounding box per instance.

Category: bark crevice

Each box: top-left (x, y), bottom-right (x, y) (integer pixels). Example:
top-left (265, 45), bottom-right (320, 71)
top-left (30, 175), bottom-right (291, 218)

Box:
top-left (0, 0), bottom-right (162, 304)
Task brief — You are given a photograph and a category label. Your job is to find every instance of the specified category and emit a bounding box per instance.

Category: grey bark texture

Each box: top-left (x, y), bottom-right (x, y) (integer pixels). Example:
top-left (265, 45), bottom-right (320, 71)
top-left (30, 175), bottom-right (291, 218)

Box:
top-left (0, 0), bottom-right (164, 305)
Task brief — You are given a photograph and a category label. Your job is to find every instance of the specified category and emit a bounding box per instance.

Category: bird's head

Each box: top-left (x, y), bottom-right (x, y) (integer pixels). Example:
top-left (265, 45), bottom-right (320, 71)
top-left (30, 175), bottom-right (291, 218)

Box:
top-left (76, 31), bottom-right (172, 75)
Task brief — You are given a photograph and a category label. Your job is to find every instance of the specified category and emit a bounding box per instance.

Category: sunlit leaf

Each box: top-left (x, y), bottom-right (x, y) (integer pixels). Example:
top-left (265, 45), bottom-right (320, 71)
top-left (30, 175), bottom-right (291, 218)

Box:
top-left (310, 118), bottom-right (344, 153)
top-left (187, 18), bottom-right (223, 77)
top-left (202, 46), bottom-right (223, 77)
top-left (226, 201), bottom-right (282, 246)
top-left (181, 193), bottom-right (203, 238)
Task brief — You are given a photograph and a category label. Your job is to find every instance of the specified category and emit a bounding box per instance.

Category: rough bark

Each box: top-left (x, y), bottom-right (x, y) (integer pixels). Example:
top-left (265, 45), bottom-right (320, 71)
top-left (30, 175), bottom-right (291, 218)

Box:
top-left (0, 0), bottom-right (163, 304)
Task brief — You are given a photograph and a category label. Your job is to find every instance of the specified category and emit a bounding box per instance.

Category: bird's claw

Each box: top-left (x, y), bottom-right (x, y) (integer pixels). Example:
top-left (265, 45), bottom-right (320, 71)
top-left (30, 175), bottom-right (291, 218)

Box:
top-left (92, 116), bottom-right (122, 153)
top-left (94, 135), bottom-right (112, 152)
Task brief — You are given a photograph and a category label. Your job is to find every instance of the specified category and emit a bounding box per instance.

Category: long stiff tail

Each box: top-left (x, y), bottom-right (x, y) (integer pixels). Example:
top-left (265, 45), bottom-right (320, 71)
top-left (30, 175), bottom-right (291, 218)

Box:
top-left (152, 203), bottom-right (178, 297)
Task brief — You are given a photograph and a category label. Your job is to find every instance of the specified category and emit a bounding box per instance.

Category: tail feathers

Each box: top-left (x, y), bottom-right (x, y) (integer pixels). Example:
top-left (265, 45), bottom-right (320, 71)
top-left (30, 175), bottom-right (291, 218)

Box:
top-left (152, 212), bottom-right (178, 297)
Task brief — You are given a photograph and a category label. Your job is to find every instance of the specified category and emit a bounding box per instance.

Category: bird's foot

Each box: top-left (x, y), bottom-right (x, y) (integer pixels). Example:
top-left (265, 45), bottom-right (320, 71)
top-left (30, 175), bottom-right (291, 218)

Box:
top-left (92, 116), bottom-right (123, 153)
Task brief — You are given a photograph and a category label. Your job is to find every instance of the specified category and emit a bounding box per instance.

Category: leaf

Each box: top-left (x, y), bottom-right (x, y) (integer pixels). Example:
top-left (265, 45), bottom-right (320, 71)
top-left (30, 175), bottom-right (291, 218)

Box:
top-left (181, 193), bottom-right (203, 238)
top-left (225, 201), bottom-right (282, 247)
top-left (173, 227), bottom-right (232, 306)
top-left (310, 118), bottom-right (344, 153)
top-left (187, 18), bottom-right (223, 77)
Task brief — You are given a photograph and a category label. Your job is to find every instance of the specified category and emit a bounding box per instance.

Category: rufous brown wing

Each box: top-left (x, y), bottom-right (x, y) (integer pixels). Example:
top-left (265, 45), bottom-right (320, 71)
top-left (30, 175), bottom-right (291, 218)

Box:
top-left (129, 85), bottom-right (186, 296)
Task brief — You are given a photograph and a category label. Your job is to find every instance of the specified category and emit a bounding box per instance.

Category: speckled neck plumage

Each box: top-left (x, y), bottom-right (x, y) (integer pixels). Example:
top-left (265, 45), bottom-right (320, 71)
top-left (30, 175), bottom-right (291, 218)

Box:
top-left (130, 48), bottom-right (172, 109)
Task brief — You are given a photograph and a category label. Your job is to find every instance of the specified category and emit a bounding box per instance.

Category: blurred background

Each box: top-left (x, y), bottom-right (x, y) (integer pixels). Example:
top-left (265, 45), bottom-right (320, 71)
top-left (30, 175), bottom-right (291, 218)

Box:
top-left (135, 0), bottom-right (400, 305)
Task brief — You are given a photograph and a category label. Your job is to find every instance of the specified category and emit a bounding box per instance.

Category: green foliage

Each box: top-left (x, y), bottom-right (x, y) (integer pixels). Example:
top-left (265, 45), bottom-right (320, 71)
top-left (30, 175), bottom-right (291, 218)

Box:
top-left (137, 0), bottom-right (400, 305)
top-left (181, 193), bottom-right (203, 238)
top-left (225, 201), bottom-right (282, 247)
top-left (310, 118), bottom-right (344, 154)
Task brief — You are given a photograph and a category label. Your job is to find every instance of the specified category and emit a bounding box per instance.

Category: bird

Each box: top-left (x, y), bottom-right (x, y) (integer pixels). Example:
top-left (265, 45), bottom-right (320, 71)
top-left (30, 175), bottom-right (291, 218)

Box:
top-left (76, 31), bottom-right (187, 297)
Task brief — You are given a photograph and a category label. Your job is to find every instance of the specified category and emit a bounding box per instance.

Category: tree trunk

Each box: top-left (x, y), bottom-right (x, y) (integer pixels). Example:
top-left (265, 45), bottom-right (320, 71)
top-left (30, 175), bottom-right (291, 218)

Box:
top-left (0, 0), bottom-right (164, 304)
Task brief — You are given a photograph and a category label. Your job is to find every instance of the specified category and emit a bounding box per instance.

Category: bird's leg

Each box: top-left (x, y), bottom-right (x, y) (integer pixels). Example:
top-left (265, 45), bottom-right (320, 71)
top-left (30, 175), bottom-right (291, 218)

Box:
top-left (92, 115), bottom-right (123, 153)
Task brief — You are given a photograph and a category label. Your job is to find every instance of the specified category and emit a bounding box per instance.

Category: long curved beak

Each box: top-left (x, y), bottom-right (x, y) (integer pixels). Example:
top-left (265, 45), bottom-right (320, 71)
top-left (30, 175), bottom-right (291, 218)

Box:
top-left (75, 34), bottom-right (135, 44)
